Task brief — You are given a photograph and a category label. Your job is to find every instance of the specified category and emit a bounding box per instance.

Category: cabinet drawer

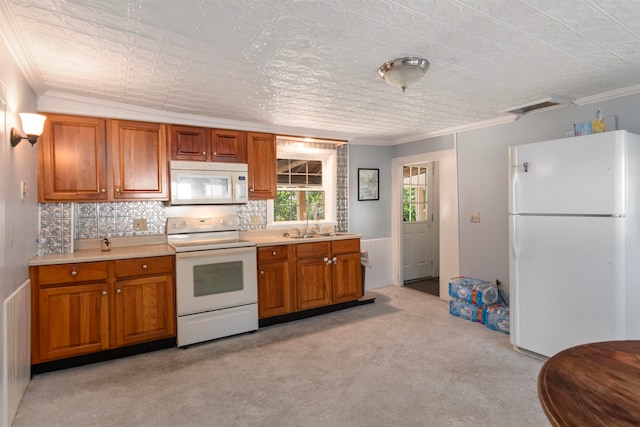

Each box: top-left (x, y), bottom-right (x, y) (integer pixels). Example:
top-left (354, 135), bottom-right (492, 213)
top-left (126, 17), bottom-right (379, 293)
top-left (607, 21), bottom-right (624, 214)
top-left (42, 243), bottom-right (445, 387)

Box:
top-left (295, 241), bottom-right (330, 259)
top-left (114, 256), bottom-right (173, 278)
top-left (331, 239), bottom-right (360, 255)
top-left (258, 245), bottom-right (289, 262)
top-left (37, 262), bottom-right (108, 285)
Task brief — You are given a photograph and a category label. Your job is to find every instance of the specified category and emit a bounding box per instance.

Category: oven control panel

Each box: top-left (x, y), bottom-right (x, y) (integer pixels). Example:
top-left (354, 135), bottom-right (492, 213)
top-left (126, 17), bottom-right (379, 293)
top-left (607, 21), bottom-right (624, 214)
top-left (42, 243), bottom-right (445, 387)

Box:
top-left (167, 215), bottom-right (239, 234)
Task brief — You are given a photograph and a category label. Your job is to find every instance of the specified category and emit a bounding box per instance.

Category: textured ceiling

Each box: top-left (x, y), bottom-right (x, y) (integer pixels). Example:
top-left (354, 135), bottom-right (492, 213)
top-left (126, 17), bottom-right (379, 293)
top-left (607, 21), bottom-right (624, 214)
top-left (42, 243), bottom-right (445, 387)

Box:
top-left (2, 0), bottom-right (640, 143)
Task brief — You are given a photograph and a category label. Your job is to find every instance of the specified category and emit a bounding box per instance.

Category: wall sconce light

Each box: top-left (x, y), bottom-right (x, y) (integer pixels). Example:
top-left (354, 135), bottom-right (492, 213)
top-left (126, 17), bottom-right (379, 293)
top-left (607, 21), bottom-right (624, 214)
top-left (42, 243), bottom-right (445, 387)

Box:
top-left (10, 113), bottom-right (47, 147)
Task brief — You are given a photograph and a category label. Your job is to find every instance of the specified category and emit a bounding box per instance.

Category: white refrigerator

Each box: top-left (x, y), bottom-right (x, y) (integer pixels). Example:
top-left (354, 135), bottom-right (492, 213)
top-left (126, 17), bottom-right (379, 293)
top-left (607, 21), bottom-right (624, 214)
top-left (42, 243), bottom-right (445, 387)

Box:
top-left (509, 130), bottom-right (640, 358)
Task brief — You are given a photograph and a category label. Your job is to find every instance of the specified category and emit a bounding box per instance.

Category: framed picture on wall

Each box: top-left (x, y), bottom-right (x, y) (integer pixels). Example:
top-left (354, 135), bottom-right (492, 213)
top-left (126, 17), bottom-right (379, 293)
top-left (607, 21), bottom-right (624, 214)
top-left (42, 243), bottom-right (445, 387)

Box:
top-left (358, 168), bottom-right (379, 201)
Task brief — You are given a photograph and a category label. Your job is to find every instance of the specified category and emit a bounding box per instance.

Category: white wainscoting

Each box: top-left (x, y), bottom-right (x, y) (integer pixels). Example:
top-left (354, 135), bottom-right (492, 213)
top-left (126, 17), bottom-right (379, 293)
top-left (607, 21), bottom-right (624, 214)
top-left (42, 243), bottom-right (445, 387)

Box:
top-left (3, 280), bottom-right (30, 427)
top-left (360, 238), bottom-right (393, 290)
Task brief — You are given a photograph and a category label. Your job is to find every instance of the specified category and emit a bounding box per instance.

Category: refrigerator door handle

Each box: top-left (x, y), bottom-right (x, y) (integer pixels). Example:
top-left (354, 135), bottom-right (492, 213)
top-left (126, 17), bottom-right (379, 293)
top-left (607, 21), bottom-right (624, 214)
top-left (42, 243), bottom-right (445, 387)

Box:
top-left (510, 215), bottom-right (519, 259)
top-left (509, 147), bottom-right (518, 214)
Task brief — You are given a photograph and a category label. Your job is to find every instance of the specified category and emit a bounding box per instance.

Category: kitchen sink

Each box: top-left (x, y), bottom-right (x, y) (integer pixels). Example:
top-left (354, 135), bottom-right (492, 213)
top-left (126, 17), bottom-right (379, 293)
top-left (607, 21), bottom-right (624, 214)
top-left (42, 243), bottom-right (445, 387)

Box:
top-left (284, 232), bottom-right (356, 239)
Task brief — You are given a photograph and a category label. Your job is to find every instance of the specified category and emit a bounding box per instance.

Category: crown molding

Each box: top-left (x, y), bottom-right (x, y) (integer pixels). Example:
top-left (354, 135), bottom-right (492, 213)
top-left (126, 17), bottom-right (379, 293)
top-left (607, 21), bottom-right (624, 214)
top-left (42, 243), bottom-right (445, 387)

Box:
top-left (389, 114), bottom-right (519, 145)
top-left (37, 91), bottom-right (358, 142)
top-left (0, 3), bottom-right (46, 95)
top-left (573, 84), bottom-right (640, 106)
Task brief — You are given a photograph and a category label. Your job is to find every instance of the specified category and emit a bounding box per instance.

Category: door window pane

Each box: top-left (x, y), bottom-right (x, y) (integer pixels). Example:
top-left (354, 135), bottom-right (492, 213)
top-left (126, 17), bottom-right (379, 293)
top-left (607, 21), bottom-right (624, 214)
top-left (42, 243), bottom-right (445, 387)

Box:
top-left (403, 165), bottom-right (429, 223)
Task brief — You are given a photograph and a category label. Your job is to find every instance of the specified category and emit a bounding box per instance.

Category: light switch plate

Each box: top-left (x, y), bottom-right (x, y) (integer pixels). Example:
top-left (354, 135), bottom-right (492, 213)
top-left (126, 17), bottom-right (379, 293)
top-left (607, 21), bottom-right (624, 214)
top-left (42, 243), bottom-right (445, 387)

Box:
top-left (470, 212), bottom-right (480, 223)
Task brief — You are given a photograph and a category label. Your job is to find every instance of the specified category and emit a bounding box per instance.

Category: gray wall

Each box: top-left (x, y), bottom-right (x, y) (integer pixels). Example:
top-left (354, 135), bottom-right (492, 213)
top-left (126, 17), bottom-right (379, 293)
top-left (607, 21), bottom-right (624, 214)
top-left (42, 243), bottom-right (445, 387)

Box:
top-left (456, 93), bottom-right (640, 297)
top-left (1, 33), bottom-right (40, 424)
top-left (392, 134), bottom-right (454, 158)
top-left (348, 144), bottom-right (392, 239)
top-left (1, 39), bottom-right (39, 297)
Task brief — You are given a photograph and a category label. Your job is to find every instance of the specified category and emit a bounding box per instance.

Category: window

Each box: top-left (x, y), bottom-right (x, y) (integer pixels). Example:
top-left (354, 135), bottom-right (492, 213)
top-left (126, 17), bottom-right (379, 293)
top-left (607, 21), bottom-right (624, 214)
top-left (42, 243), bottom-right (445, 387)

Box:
top-left (403, 164), bottom-right (429, 222)
top-left (268, 144), bottom-right (336, 226)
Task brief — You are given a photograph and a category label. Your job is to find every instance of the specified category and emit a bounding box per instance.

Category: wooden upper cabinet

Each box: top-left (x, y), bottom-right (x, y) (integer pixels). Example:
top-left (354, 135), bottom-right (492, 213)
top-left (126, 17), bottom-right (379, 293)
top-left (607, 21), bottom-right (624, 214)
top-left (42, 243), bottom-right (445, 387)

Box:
top-left (110, 120), bottom-right (168, 200)
top-left (247, 132), bottom-right (276, 199)
top-left (169, 126), bottom-right (246, 163)
top-left (169, 124), bottom-right (209, 161)
top-left (211, 129), bottom-right (246, 163)
top-left (38, 113), bottom-right (108, 201)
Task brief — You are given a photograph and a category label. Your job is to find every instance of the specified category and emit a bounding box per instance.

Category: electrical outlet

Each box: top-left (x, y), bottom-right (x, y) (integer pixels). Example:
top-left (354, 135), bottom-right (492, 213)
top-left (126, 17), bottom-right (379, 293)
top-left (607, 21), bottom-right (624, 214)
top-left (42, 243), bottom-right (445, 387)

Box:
top-left (134, 218), bottom-right (148, 231)
top-left (470, 212), bottom-right (480, 223)
top-left (250, 215), bottom-right (261, 225)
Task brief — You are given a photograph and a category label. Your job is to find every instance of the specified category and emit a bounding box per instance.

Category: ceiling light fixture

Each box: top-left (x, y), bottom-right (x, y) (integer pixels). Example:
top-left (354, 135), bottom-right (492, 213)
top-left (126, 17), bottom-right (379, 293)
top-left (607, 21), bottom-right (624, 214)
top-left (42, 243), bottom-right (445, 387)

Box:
top-left (378, 57), bottom-right (430, 92)
top-left (10, 113), bottom-right (47, 147)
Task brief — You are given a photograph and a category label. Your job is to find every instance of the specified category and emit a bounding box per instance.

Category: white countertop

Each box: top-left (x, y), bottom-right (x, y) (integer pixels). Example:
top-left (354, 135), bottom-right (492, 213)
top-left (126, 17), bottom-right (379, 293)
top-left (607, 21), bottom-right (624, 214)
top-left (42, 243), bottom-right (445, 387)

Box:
top-left (241, 230), bottom-right (362, 247)
top-left (28, 231), bottom-right (362, 266)
top-left (29, 243), bottom-right (175, 266)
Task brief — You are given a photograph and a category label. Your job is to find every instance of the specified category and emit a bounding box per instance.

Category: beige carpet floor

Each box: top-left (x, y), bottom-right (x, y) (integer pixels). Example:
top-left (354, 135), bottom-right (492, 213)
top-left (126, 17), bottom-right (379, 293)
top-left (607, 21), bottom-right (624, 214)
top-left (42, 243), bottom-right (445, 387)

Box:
top-left (13, 285), bottom-right (548, 427)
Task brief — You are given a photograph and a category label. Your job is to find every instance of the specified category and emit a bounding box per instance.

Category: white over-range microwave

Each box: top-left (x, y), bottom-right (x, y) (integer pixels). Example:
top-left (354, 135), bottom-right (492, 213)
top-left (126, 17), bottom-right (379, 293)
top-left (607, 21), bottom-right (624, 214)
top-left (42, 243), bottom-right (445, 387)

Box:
top-left (170, 161), bottom-right (249, 205)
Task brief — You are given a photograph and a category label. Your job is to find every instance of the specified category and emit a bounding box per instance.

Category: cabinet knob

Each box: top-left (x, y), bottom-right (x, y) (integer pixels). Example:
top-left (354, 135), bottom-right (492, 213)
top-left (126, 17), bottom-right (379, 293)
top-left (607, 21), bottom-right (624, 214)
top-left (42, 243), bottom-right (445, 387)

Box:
top-left (70, 270), bottom-right (78, 276)
top-left (116, 288), bottom-right (122, 294)
top-left (101, 188), bottom-right (106, 193)
top-left (272, 251), bottom-right (277, 256)
top-left (101, 290), bottom-right (107, 296)
top-left (333, 257), bottom-right (337, 263)
top-left (142, 264), bottom-right (148, 269)
top-left (115, 188), bottom-right (120, 193)
top-left (327, 260), bottom-right (332, 265)
top-left (202, 151), bottom-right (206, 155)
top-left (260, 270), bottom-right (264, 275)
top-left (213, 152), bottom-right (217, 155)
top-left (323, 257), bottom-right (329, 262)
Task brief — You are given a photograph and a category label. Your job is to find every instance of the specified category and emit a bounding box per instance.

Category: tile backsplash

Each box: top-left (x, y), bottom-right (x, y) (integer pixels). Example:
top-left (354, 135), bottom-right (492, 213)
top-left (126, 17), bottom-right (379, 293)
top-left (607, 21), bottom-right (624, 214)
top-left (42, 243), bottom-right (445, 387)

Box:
top-left (39, 145), bottom-right (350, 254)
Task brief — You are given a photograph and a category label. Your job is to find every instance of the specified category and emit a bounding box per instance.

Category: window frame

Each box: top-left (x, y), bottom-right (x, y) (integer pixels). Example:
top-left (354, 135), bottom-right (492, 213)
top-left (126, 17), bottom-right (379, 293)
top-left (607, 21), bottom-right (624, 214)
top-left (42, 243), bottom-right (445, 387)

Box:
top-left (267, 146), bottom-right (337, 228)
top-left (403, 164), bottom-right (430, 223)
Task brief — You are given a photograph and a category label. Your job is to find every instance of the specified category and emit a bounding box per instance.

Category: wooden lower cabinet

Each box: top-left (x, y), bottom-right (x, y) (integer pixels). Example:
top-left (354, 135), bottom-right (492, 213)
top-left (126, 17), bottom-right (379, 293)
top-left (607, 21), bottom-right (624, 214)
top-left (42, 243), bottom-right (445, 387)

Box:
top-left (296, 252), bottom-right (332, 311)
top-left (257, 245), bottom-right (295, 318)
top-left (330, 239), bottom-right (362, 303)
top-left (31, 256), bottom-right (175, 364)
top-left (38, 283), bottom-right (109, 361)
top-left (114, 275), bottom-right (175, 347)
top-left (256, 239), bottom-right (361, 319)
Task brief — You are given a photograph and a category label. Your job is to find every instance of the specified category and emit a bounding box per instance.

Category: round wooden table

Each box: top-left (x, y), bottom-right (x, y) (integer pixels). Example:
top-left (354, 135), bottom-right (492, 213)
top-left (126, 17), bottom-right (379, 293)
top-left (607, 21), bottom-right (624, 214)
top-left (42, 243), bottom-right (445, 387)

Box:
top-left (538, 340), bottom-right (640, 427)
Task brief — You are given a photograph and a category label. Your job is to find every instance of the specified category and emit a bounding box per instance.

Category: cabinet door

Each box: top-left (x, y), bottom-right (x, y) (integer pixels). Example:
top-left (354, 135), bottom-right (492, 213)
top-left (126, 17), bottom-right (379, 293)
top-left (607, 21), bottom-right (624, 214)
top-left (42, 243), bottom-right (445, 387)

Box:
top-left (38, 114), bottom-right (107, 201)
top-left (110, 120), bottom-right (168, 200)
top-left (258, 260), bottom-right (294, 318)
top-left (38, 283), bottom-right (109, 361)
top-left (332, 251), bottom-right (362, 303)
top-left (247, 132), bottom-right (276, 199)
top-left (114, 275), bottom-right (175, 347)
top-left (169, 125), bottom-right (209, 161)
top-left (211, 129), bottom-right (246, 163)
top-left (296, 258), bottom-right (331, 310)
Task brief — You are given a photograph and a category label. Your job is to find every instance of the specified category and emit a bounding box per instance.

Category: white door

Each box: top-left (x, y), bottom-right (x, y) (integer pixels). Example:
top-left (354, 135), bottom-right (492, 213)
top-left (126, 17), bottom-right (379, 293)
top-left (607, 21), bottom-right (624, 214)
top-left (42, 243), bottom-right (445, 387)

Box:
top-left (510, 215), bottom-right (625, 358)
top-left (402, 162), bottom-right (439, 281)
top-left (510, 131), bottom-right (625, 215)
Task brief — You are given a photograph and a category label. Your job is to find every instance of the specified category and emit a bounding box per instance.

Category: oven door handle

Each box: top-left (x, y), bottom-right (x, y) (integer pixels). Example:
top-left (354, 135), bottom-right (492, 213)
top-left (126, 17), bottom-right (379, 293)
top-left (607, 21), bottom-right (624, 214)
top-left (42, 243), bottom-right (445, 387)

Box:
top-left (175, 247), bottom-right (256, 258)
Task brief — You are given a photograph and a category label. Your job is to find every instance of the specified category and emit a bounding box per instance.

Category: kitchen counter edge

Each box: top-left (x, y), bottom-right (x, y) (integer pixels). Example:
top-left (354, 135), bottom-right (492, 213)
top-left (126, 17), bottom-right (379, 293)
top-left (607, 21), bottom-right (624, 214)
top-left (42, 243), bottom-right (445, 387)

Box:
top-left (247, 233), bottom-right (362, 247)
top-left (29, 244), bottom-right (175, 266)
